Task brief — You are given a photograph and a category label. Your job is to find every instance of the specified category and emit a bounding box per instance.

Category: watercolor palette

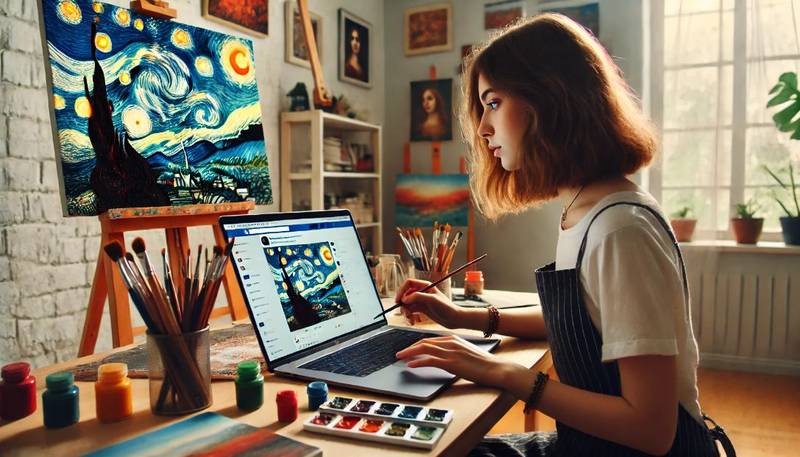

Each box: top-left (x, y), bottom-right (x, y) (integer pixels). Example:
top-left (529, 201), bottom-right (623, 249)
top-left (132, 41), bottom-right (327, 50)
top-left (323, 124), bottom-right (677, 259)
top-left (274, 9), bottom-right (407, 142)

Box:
top-left (302, 412), bottom-right (445, 449)
top-left (318, 397), bottom-right (453, 427)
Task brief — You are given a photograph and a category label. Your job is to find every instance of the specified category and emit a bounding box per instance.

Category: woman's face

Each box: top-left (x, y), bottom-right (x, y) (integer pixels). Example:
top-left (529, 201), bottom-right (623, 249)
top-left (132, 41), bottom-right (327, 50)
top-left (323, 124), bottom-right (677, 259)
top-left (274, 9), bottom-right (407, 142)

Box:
top-left (477, 73), bottom-right (528, 171)
top-left (422, 89), bottom-right (437, 114)
top-left (349, 29), bottom-right (361, 55)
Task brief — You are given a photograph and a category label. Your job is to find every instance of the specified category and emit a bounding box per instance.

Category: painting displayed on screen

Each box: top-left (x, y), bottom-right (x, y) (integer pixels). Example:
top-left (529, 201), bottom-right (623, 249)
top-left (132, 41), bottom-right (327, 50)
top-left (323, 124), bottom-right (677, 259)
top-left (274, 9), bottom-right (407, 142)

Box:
top-left (264, 242), bottom-right (352, 332)
top-left (40, 0), bottom-right (273, 216)
top-left (542, 2), bottom-right (599, 36)
top-left (395, 174), bottom-right (469, 227)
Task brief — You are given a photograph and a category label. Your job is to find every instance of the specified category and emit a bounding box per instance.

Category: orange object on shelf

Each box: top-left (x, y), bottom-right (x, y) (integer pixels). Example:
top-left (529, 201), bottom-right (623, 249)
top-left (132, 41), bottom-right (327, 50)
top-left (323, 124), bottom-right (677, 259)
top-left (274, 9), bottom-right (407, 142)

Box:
top-left (94, 363), bottom-right (133, 423)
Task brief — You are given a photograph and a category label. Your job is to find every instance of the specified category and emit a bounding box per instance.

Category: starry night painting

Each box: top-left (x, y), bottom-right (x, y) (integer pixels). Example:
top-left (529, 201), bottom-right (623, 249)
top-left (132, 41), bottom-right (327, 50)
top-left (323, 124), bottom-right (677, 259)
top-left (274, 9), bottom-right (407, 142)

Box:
top-left (39, 0), bottom-right (273, 216)
top-left (264, 242), bottom-right (352, 332)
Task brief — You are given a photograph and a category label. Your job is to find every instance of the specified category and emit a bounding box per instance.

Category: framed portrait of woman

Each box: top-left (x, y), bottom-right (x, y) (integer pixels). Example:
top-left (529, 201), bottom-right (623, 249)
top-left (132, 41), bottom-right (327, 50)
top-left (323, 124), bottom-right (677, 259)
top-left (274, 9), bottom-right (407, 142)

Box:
top-left (410, 79), bottom-right (453, 142)
top-left (338, 9), bottom-right (371, 88)
top-left (284, 1), bottom-right (322, 68)
top-left (404, 3), bottom-right (452, 56)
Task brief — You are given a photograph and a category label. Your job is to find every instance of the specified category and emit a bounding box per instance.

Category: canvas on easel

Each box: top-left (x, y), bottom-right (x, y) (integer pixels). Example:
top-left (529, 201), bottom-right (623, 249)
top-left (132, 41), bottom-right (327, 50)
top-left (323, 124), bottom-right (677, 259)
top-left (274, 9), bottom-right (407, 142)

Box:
top-left (39, 0), bottom-right (273, 217)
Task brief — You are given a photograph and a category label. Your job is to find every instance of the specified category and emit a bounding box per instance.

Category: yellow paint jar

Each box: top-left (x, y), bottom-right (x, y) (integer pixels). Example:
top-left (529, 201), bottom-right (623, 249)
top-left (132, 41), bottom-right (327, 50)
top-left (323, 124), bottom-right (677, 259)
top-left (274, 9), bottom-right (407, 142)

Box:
top-left (95, 363), bottom-right (133, 423)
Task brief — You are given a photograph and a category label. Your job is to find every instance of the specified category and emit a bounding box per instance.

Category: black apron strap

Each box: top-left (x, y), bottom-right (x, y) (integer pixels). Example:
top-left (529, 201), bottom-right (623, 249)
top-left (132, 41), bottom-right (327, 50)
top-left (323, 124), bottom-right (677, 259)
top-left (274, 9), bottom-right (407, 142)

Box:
top-left (573, 201), bottom-right (690, 308)
top-left (704, 413), bottom-right (737, 457)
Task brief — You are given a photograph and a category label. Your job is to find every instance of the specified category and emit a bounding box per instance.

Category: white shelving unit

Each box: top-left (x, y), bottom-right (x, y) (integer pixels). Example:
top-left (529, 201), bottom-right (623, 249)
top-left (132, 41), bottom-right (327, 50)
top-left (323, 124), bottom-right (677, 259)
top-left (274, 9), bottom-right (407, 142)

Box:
top-left (280, 110), bottom-right (382, 254)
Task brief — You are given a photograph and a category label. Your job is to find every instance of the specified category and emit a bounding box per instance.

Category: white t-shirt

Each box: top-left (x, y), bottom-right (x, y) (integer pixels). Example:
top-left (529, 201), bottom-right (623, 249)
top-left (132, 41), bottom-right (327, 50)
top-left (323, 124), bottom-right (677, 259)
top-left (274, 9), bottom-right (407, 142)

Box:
top-left (555, 190), bottom-right (703, 424)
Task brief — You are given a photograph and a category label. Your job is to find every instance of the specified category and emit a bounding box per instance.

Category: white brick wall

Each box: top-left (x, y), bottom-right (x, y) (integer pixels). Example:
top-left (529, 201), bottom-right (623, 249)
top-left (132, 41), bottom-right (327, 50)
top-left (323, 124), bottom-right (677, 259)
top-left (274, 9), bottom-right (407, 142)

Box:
top-left (0, 0), bottom-right (105, 367)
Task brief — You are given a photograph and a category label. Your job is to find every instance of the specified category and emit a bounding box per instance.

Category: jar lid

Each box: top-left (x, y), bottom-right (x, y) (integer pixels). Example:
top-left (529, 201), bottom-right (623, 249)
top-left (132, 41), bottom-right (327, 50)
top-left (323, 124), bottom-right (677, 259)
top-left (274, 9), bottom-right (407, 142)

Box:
top-left (1, 362), bottom-right (30, 382)
top-left (45, 371), bottom-right (74, 391)
top-left (465, 270), bottom-right (483, 281)
top-left (276, 390), bottom-right (297, 401)
top-left (307, 380), bottom-right (328, 394)
top-left (98, 363), bottom-right (127, 380)
top-left (237, 360), bottom-right (260, 378)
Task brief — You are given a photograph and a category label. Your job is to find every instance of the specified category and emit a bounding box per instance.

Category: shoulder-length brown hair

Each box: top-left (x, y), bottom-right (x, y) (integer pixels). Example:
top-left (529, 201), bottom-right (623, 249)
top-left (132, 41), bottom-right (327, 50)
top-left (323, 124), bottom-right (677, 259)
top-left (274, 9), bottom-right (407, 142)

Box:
top-left (460, 14), bottom-right (657, 220)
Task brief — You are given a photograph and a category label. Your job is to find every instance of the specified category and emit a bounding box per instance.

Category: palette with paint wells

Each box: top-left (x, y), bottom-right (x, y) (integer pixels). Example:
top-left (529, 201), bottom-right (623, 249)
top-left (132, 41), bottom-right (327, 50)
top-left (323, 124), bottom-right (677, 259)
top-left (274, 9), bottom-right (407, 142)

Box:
top-left (303, 412), bottom-right (445, 449)
top-left (318, 397), bottom-right (453, 427)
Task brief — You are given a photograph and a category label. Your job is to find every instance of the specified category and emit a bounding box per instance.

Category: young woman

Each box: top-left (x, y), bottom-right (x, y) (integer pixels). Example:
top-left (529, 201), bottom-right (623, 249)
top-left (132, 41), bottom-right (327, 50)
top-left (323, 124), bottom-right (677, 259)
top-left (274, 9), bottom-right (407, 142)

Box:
top-left (394, 14), bottom-right (730, 457)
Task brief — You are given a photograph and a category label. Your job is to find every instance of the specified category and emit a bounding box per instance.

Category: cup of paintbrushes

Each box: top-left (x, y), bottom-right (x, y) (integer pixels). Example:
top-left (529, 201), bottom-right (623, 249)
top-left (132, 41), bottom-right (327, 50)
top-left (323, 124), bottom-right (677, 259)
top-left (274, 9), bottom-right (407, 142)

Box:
top-left (146, 326), bottom-right (212, 415)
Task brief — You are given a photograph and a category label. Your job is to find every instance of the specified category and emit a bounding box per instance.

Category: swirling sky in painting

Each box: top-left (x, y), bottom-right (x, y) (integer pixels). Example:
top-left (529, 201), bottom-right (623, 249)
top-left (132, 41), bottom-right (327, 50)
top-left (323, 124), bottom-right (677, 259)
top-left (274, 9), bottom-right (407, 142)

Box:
top-left (41, 0), bottom-right (273, 215)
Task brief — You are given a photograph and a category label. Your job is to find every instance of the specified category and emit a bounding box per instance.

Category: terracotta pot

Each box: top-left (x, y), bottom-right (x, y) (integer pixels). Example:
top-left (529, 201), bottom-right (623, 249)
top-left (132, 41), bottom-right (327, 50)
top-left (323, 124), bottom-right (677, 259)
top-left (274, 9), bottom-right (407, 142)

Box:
top-left (780, 217), bottom-right (800, 245)
top-left (670, 218), bottom-right (697, 242)
top-left (730, 218), bottom-right (763, 244)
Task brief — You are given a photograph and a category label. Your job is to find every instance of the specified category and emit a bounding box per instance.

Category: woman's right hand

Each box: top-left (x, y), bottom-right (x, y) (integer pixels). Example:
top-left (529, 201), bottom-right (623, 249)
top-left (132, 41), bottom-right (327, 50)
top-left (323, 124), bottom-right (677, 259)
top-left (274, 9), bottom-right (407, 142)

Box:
top-left (394, 278), bottom-right (463, 329)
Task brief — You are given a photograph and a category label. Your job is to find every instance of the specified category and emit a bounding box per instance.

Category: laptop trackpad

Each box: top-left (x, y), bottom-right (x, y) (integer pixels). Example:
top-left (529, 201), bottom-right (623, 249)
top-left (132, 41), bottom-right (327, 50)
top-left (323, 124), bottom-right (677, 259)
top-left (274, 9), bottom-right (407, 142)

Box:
top-left (396, 362), bottom-right (454, 382)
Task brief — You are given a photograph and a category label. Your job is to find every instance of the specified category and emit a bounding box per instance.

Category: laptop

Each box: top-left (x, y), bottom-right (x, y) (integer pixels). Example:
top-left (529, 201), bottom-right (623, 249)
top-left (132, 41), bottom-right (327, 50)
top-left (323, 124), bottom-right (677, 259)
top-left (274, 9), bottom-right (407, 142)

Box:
top-left (219, 209), bottom-right (499, 401)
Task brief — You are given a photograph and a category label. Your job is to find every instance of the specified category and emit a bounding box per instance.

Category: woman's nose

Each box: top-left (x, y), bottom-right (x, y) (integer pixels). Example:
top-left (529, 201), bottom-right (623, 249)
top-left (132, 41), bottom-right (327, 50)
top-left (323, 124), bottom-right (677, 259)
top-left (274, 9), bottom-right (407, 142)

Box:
top-left (478, 115), bottom-right (493, 138)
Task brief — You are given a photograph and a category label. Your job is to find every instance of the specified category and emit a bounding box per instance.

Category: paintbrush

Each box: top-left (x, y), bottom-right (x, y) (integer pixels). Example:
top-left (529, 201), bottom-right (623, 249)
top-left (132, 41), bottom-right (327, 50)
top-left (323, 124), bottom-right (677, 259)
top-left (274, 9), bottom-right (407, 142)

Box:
top-left (132, 238), bottom-right (180, 334)
top-left (442, 231), bottom-right (463, 272)
top-left (373, 253), bottom-right (487, 319)
top-left (162, 248), bottom-right (181, 323)
top-left (196, 239), bottom-right (234, 329)
top-left (103, 242), bottom-right (157, 331)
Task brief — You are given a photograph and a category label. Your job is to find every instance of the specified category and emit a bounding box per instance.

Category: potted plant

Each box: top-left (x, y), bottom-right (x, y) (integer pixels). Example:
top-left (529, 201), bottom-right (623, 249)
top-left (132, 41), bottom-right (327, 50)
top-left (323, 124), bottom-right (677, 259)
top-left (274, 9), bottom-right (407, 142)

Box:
top-left (766, 72), bottom-right (800, 245)
top-left (763, 165), bottom-right (800, 245)
top-left (670, 206), bottom-right (697, 242)
top-left (730, 198), bottom-right (763, 244)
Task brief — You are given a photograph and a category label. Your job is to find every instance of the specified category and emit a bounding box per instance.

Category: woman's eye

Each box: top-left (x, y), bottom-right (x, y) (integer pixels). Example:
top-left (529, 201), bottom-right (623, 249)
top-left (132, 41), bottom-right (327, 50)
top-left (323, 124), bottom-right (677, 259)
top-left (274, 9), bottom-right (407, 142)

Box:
top-left (486, 101), bottom-right (499, 110)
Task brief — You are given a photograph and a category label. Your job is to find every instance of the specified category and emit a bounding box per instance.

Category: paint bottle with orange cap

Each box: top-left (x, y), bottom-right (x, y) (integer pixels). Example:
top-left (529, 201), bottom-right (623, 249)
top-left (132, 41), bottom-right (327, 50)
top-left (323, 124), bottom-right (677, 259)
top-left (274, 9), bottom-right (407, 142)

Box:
top-left (95, 363), bottom-right (133, 423)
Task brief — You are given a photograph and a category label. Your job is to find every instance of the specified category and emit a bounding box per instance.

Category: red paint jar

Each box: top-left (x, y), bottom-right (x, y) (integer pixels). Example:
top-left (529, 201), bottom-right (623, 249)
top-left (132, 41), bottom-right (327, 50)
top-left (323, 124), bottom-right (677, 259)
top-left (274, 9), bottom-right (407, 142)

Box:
top-left (0, 362), bottom-right (37, 421)
top-left (276, 390), bottom-right (298, 422)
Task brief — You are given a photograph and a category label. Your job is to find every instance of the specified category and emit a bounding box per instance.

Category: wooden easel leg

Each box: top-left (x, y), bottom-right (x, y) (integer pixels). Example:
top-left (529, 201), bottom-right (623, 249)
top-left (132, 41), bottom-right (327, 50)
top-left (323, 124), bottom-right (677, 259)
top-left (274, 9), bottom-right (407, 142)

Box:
top-left (212, 225), bottom-right (247, 321)
top-left (78, 244), bottom-right (109, 356)
top-left (105, 231), bottom-right (133, 347)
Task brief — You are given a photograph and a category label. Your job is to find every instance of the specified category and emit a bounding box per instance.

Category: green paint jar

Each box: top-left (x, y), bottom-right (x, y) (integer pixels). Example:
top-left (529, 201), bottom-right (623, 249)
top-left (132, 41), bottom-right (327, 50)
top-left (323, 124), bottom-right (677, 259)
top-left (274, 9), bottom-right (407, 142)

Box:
top-left (235, 360), bottom-right (263, 411)
top-left (42, 371), bottom-right (79, 428)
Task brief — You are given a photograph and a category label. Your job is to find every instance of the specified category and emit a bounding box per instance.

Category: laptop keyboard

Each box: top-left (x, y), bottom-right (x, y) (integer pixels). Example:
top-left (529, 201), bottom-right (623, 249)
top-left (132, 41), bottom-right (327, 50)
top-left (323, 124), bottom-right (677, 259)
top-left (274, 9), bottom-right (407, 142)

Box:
top-left (299, 329), bottom-right (438, 377)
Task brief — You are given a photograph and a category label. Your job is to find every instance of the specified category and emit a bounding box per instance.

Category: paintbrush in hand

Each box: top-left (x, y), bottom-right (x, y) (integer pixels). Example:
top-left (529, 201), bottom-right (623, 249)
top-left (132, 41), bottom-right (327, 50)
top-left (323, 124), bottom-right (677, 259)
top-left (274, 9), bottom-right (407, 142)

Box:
top-left (373, 253), bottom-right (487, 319)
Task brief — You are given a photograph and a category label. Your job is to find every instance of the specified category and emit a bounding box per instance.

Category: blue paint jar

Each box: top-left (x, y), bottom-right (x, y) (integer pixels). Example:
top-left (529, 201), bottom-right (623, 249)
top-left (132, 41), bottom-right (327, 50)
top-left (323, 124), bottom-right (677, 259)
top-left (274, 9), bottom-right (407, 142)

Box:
top-left (42, 371), bottom-right (79, 428)
top-left (307, 381), bottom-right (328, 411)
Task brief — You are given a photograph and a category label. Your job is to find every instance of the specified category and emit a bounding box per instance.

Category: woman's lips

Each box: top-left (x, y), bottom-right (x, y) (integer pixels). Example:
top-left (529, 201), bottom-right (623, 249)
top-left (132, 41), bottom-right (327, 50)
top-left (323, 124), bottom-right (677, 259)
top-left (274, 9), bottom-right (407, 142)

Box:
top-left (492, 147), bottom-right (502, 157)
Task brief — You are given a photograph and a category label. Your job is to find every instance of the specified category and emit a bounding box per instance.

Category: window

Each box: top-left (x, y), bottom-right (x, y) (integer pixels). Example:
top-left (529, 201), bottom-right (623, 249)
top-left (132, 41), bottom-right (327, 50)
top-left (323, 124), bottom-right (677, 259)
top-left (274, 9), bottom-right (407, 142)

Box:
top-left (650, 0), bottom-right (800, 239)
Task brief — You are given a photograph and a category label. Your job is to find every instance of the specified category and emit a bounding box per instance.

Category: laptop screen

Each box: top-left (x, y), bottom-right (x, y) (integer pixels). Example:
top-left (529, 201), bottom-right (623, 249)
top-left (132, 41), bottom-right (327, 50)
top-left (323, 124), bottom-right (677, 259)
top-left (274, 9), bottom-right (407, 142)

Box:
top-left (221, 212), bottom-right (386, 363)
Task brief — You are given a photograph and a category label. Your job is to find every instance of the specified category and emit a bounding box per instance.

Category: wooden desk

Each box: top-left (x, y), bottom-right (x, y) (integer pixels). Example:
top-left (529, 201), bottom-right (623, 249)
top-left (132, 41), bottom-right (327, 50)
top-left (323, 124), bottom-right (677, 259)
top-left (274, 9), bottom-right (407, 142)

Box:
top-left (0, 291), bottom-right (549, 457)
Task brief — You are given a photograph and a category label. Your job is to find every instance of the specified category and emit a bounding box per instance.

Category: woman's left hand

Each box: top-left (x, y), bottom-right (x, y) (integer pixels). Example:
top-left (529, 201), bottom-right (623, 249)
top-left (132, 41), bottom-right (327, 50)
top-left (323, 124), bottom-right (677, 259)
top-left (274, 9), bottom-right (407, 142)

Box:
top-left (395, 335), bottom-right (520, 388)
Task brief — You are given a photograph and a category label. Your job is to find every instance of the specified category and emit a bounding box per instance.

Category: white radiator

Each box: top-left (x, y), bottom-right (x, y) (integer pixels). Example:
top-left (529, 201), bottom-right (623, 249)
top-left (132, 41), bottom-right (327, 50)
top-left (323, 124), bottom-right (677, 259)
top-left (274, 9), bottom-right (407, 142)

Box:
top-left (683, 245), bottom-right (800, 375)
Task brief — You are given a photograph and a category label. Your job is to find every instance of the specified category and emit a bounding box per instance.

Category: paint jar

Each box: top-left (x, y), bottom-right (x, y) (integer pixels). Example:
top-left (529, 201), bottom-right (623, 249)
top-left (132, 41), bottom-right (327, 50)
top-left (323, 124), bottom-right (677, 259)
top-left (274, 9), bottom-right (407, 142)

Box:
top-left (464, 270), bottom-right (485, 295)
top-left (95, 363), bottom-right (133, 423)
top-left (0, 362), bottom-right (36, 421)
top-left (146, 327), bottom-right (212, 415)
top-left (307, 381), bottom-right (328, 411)
top-left (42, 371), bottom-right (79, 428)
top-left (413, 269), bottom-right (452, 301)
top-left (235, 360), bottom-right (264, 411)
top-left (276, 390), bottom-right (298, 422)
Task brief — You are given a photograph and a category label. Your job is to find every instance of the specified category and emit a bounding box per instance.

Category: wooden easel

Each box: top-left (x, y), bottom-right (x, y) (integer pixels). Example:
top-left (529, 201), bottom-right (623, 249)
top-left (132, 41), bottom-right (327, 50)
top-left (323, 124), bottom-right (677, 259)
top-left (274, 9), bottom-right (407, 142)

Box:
top-left (78, 202), bottom-right (254, 356)
top-left (398, 65), bottom-right (476, 265)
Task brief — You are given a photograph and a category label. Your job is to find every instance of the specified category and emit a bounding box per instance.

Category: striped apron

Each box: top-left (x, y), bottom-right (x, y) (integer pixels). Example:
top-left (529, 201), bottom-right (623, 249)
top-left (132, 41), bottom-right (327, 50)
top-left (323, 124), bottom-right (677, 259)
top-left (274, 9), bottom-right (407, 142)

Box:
top-left (470, 202), bottom-right (722, 457)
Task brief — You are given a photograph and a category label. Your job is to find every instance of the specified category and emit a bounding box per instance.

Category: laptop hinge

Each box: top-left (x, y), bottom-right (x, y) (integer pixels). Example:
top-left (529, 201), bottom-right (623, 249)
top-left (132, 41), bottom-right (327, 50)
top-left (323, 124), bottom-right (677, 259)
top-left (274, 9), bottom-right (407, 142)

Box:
top-left (272, 321), bottom-right (387, 368)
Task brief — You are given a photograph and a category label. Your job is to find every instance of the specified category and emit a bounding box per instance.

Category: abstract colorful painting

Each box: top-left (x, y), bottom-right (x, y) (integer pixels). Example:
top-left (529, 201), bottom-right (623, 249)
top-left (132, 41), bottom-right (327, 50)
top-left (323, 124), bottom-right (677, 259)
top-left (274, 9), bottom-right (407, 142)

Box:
top-left (395, 174), bottom-right (469, 227)
top-left (484, 0), bottom-right (526, 30)
top-left (404, 3), bottom-right (452, 56)
top-left (203, 0), bottom-right (269, 37)
top-left (264, 242), bottom-right (352, 332)
top-left (85, 412), bottom-right (322, 456)
top-left (542, 2), bottom-right (599, 36)
top-left (40, 0), bottom-right (272, 216)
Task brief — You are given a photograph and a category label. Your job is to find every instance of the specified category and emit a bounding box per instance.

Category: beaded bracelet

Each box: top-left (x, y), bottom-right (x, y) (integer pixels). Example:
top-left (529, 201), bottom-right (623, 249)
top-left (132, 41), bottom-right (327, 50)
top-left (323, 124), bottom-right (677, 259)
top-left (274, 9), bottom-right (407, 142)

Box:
top-left (483, 305), bottom-right (500, 338)
top-left (523, 371), bottom-right (549, 414)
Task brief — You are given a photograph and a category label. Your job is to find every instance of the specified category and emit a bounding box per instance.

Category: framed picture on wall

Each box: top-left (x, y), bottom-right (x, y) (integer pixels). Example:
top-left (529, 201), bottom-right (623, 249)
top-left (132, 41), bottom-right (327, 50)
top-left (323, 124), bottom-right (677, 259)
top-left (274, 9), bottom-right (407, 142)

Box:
top-left (541, 2), bottom-right (599, 36)
top-left (202, 0), bottom-right (269, 37)
top-left (284, 1), bottom-right (322, 68)
top-left (404, 3), bottom-right (453, 56)
top-left (484, 0), bottom-right (526, 30)
top-left (410, 79), bottom-right (453, 142)
top-left (338, 9), bottom-right (371, 88)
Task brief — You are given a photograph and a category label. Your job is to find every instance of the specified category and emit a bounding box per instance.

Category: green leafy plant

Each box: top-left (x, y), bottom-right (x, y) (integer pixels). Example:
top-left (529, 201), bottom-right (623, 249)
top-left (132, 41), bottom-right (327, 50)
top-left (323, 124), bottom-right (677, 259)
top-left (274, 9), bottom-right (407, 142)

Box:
top-left (733, 198), bottom-right (759, 219)
top-left (763, 164), bottom-right (800, 217)
top-left (670, 205), bottom-right (693, 219)
top-left (767, 72), bottom-right (800, 140)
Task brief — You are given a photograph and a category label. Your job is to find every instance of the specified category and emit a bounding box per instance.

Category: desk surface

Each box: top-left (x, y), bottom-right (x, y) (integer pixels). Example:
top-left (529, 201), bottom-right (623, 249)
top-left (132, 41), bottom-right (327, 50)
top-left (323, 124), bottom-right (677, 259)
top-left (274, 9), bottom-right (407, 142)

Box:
top-left (0, 290), bottom-right (548, 457)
